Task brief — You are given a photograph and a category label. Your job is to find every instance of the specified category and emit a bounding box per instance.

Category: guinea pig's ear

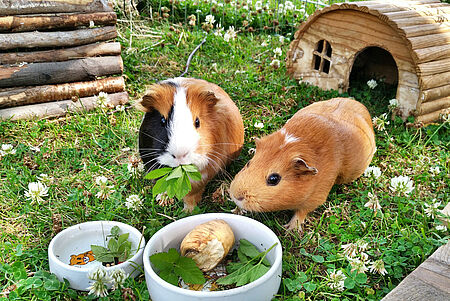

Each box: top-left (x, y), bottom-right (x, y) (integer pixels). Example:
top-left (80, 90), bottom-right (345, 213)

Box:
top-left (293, 157), bottom-right (318, 175)
top-left (254, 137), bottom-right (262, 149)
top-left (135, 92), bottom-right (155, 113)
top-left (199, 91), bottom-right (219, 109)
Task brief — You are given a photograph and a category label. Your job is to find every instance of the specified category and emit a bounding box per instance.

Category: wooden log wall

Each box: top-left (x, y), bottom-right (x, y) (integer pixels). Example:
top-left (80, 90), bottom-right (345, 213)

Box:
top-left (0, 0), bottom-right (128, 120)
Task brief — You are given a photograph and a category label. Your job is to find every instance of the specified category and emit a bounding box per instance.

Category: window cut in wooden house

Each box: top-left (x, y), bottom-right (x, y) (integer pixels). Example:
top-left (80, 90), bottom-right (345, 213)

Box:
top-left (312, 40), bottom-right (332, 74)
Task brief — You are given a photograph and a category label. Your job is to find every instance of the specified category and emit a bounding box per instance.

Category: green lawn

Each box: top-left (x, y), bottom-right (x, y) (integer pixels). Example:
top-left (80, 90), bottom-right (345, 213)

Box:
top-left (1, 2), bottom-right (449, 300)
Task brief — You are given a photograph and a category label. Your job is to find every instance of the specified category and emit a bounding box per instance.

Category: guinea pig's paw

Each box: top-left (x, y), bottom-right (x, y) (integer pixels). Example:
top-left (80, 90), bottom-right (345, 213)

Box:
top-left (182, 201), bottom-right (196, 213)
top-left (284, 215), bottom-right (304, 233)
top-left (231, 206), bottom-right (247, 215)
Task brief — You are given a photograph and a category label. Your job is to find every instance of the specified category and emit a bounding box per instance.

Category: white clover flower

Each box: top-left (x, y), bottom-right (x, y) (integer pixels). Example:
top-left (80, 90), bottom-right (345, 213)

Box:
top-left (95, 176), bottom-right (115, 200)
top-left (37, 173), bottom-right (54, 186)
top-left (270, 59), bottom-right (280, 69)
top-left (95, 92), bottom-right (110, 109)
top-left (365, 192), bottom-right (382, 212)
top-left (87, 266), bottom-right (111, 297)
top-left (125, 194), bottom-right (143, 211)
top-left (255, 0), bottom-right (262, 10)
top-left (127, 162), bottom-right (144, 176)
top-left (195, 9), bottom-right (202, 13)
top-left (116, 105), bottom-right (125, 111)
top-left (429, 166), bottom-right (440, 175)
top-left (284, 0), bottom-right (295, 11)
top-left (364, 166), bottom-right (381, 179)
top-left (261, 41), bottom-right (268, 47)
top-left (329, 270), bottom-right (346, 291)
top-left (30, 146), bottom-right (41, 152)
top-left (359, 251), bottom-right (369, 262)
top-left (87, 279), bottom-right (109, 297)
top-left (223, 26), bottom-right (236, 42)
top-left (25, 182), bottom-right (49, 204)
top-left (278, 3), bottom-right (285, 14)
top-left (388, 98), bottom-right (399, 110)
top-left (273, 47), bottom-right (282, 57)
top-left (188, 14), bottom-right (196, 26)
top-left (435, 224), bottom-right (447, 231)
top-left (367, 79), bottom-right (378, 89)
top-left (214, 24), bottom-right (224, 37)
top-left (424, 199), bottom-right (442, 218)
top-left (89, 20), bottom-right (95, 28)
top-left (155, 192), bottom-right (174, 207)
top-left (205, 14), bottom-right (215, 25)
top-left (279, 36), bottom-right (285, 44)
top-left (372, 113), bottom-right (389, 131)
top-left (390, 175), bottom-right (414, 195)
top-left (341, 243), bottom-right (358, 258)
top-left (211, 63), bottom-right (218, 72)
top-left (254, 122), bottom-right (264, 129)
top-left (1, 144), bottom-right (16, 156)
top-left (109, 268), bottom-right (128, 290)
top-left (349, 257), bottom-right (368, 274)
top-left (95, 176), bottom-right (108, 186)
top-left (369, 259), bottom-right (387, 275)
top-left (88, 266), bottom-right (110, 281)
top-left (356, 240), bottom-right (369, 252)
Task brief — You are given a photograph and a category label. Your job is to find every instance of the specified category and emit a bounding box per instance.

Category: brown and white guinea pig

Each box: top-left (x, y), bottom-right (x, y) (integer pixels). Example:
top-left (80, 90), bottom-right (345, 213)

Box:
top-left (229, 98), bottom-right (376, 231)
top-left (137, 77), bottom-right (244, 211)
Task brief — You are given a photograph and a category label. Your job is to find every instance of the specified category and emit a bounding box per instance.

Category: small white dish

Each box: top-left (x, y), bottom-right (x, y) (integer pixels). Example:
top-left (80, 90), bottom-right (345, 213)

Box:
top-left (48, 220), bottom-right (145, 291)
top-left (143, 213), bottom-right (282, 301)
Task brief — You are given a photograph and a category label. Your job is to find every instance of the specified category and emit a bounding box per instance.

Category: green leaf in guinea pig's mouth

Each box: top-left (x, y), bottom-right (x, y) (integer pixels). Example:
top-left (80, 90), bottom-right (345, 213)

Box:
top-left (144, 164), bottom-right (201, 201)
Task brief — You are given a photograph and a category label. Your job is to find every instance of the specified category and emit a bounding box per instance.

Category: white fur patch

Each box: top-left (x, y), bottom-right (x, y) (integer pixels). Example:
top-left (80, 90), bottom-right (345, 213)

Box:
top-left (280, 128), bottom-right (299, 145)
top-left (157, 86), bottom-right (208, 170)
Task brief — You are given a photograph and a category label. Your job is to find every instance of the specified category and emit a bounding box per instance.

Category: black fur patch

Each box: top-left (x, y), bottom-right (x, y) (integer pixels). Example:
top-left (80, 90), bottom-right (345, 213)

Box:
top-left (139, 106), bottom-right (174, 171)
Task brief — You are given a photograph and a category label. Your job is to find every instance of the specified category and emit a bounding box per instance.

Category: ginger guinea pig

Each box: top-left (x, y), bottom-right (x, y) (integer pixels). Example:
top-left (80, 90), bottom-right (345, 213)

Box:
top-left (229, 98), bottom-right (375, 231)
top-left (137, 77), bottom-right (244, 211)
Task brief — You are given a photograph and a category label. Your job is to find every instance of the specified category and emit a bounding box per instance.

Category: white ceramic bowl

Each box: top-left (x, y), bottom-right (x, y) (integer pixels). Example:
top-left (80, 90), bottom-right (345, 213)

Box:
top-left (143, 213), bottom-right (282, 301)
top-left (48, 221), bottom-right (145, 291)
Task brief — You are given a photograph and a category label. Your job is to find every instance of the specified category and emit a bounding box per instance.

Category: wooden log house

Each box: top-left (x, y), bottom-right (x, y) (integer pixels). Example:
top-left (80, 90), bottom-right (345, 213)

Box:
top-left (287, 0), bottom-right (450, 124)
top-left (0, 0), bottom-right (128, 120)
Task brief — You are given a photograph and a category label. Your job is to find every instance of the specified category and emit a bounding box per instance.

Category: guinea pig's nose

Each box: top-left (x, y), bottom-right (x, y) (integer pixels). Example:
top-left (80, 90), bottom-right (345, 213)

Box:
top-left (236, 196), bottom-right (244, 202)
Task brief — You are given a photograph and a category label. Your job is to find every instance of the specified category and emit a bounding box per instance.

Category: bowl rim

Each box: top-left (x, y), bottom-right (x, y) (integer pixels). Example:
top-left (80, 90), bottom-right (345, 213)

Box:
top-left (143, 213), bottom-right (282, 297)
top-left (48, 220), bottom-right (145, 272)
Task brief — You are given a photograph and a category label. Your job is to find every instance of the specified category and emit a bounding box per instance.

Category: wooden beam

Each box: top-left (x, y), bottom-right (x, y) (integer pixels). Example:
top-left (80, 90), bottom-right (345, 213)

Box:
top-left (420, 71), bottom-right (450, 90)
top-left (417, 97), bottom-right (450, 115)
top-left (0, 12), bottom-right (117, 33)
top-left (414, 44), bottom-right (450, 64)
top-left (0, 42), bottom-right (121, 64)
top-left (421, 85), bottom-right (450, 103)
top-left (0, 0), bottom-right (112, 16)
top-left (0, 76), bottom-right (125, 108)
top-left (0, 56), bottom-right (123, 88)
top-left (0, 92), bottom-right (128, 121)
top-left (0, 26), bottom-right (117, 50)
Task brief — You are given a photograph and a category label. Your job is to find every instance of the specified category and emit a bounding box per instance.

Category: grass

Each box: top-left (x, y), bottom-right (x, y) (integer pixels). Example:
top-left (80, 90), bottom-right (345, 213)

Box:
top-left (1, 2), bottom-right (449, 300)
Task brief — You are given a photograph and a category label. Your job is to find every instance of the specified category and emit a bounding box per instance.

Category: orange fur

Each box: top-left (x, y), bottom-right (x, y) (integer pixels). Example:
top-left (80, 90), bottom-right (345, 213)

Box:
top-left (229, 98), bottom-right (375, 231)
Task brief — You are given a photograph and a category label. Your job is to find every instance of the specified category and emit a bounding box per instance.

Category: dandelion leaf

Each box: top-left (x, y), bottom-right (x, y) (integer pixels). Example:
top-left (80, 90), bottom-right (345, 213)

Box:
top-left (145, 167), bottom-right (172, 180)
top-left (174, 256), bottom-right (206, 285)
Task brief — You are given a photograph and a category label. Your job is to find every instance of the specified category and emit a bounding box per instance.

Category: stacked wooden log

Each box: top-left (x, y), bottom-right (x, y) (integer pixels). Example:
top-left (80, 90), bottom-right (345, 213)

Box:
top-left (0, 0), bottom-right (128, 121)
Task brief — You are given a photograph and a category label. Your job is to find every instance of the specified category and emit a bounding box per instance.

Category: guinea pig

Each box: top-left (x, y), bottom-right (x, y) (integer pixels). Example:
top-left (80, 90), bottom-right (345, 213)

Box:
top-left (137, 77), bottom-right (244, 211)
top-left (229, 98), bottom-right (376, 231)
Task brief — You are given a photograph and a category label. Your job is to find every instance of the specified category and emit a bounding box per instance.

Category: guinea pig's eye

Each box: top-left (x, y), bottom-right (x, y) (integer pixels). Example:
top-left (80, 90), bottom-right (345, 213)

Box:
top-left (160, 117), bottom-right (166, 126)
top-left (266, 173), bottom-right (281, 186)
top-left (195, 117), bottom-right (200, 128)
